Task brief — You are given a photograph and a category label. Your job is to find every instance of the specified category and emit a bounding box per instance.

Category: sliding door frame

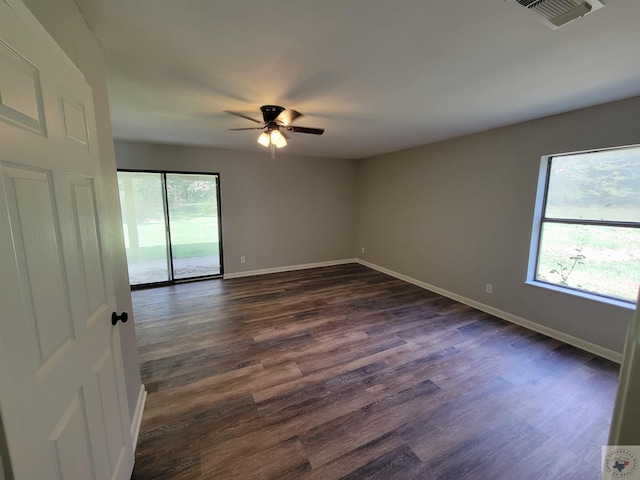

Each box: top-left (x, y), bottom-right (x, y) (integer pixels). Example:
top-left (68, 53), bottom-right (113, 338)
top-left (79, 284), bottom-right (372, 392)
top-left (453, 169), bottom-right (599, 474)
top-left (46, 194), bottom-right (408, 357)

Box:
top-left (118, 168), bottom-right (224, 289)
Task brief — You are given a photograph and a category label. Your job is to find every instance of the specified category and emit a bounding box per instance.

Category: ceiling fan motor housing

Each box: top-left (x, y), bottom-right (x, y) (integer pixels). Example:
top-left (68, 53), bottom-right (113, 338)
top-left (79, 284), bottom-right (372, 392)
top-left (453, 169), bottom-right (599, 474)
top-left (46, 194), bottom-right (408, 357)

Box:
top-left (261, 105), bottom-right (285, 123)
top-left (225, 106), bottom-right (324, 137)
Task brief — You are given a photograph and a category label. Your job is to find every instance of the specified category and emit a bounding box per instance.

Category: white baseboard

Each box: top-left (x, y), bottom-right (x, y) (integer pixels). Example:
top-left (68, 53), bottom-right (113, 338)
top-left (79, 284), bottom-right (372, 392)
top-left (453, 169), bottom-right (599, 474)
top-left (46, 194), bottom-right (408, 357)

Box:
top-left (356, 259), bottom-right (623, 363)
top-left (223, 258), bottom-right (357, 279)
top-left (130, 384), bottom-right (147, 451)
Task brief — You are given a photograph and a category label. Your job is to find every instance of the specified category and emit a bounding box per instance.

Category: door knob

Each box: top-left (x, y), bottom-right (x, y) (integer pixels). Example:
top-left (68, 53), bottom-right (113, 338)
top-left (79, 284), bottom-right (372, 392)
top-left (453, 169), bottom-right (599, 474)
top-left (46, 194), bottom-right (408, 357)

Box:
top-left (111, 311), bottom-right (129, 326)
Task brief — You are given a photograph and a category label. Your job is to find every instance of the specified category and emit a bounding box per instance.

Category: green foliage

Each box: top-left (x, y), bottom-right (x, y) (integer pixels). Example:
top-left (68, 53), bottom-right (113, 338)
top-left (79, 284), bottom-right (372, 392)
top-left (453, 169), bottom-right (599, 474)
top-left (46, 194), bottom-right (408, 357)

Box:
top-left (167, 176), bottom-right (217, 208)
top-left (549, 248), bottom-right (585, 286)
top-left (537, 223), bottom-right (640, 302)
top-left (547, 151), bottom-right (640, 215)
top-left (118, 172), bottom-right (219, 223)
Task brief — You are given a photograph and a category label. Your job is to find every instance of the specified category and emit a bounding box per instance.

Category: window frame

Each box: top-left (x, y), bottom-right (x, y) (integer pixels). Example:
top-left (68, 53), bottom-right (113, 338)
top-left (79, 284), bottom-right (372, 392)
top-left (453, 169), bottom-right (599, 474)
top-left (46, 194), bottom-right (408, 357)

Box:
top-left (527, 146), bottom-right (640, 309)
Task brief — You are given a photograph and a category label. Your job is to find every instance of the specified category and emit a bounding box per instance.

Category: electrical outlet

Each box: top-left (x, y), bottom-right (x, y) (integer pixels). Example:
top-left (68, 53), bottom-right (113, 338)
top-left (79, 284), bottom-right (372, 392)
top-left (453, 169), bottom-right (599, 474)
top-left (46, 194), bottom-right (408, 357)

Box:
top-left (361, 247), bottom-right (365, 254)
top-left (240, 256), bottom-right (245, 264)
top-left (485, 283), bottom-right (493, 294)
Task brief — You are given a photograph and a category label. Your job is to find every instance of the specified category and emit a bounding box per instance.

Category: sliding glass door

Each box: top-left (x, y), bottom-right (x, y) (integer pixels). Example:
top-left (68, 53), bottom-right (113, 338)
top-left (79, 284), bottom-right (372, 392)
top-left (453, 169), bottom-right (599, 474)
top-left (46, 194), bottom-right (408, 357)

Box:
top-left (166, 174), bottom-right (221, 280)
top-left (118, 171), bottom-right (222, 286)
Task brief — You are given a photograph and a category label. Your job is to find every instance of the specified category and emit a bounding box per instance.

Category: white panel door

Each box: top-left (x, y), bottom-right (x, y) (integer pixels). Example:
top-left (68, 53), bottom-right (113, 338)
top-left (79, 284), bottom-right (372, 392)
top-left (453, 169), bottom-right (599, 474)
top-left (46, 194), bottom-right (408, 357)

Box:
top-left (0, 1), bottom-right (134, 479)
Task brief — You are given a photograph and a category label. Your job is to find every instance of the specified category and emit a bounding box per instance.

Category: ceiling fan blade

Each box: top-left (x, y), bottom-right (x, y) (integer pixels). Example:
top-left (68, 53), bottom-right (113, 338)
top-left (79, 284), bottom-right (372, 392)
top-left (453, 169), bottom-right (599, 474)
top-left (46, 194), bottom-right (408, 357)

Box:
top-left (229, 127), bottom-right (264, 131)
top-left (275, 108), bottom-right (303, 126)
top-left (285, 125), bottom-right (325, 135)
top-left (224, 110), bottom-right (263, 124)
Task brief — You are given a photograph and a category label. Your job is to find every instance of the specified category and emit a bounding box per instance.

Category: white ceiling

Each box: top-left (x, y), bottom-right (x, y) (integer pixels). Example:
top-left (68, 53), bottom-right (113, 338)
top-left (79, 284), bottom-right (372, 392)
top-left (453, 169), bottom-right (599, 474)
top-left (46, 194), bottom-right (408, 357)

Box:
top-left (74, 0), bottom-right (640, 159)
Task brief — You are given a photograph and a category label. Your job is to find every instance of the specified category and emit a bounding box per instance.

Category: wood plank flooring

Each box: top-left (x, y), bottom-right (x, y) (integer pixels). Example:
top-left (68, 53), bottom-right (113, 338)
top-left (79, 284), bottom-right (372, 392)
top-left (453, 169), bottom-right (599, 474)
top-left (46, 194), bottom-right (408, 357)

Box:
top-left (130, 263), bottom-right (619, 479)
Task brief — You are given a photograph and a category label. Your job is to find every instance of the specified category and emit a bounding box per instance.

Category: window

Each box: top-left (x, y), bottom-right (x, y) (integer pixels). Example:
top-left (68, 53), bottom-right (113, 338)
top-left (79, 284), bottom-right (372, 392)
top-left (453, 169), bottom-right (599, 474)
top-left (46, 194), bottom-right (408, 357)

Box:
top-left (118, 171), bottom-right (223, 286)
top-left (531, 145), bottom-right (640, 304)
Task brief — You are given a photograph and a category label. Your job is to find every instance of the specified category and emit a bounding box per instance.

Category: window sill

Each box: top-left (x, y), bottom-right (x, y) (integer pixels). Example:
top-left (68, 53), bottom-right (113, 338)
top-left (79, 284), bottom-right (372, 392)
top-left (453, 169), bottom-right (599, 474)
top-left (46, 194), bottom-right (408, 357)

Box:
top-left (525, 280), bottom-right (637, 310)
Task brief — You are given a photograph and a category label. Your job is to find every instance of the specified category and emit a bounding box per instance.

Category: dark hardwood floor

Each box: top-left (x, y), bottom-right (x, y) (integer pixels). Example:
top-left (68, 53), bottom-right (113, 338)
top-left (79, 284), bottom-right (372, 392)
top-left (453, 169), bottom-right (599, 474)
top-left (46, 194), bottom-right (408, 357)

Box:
top-left (130, 263), bottom-right (619, 479)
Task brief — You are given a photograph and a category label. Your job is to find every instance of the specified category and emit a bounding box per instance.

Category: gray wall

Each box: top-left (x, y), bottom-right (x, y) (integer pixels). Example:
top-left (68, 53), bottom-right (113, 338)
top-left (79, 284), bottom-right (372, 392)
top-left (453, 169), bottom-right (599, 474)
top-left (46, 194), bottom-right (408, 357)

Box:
top-left (115, 142), bottom-right (359, 274)
top-left (357, 95), bottom-right (640, 355)
top-left (24, 0), bottom-right (142, 421)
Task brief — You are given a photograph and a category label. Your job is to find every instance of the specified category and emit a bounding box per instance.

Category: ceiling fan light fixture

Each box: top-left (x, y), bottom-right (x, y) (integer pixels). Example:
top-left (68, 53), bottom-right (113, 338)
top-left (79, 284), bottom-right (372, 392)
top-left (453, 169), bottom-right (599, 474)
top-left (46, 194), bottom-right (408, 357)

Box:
top-left (270, 129), bottom-right (287, 148)
top-left (257, 131), bottom-right (270, 147)
top-left (227, 105), bottom-right (323, 156)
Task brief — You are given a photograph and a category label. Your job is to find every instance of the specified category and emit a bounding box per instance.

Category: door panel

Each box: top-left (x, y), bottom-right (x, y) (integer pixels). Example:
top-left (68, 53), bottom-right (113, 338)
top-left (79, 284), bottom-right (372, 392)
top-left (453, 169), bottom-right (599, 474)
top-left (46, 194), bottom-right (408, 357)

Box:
top-left (49, 391), bottom-right (95, 480)
top-left (119, 172), bottom-right (171, 285)
top-left (0, 38), bottom-right (46, 135)
top-left (0, 2), bottom-right (134, 479)
top-left (93, 348), bottom-right (128, 475)
top-left (69, 175), bottom-right (108, 316)
top-left (1, 164), bottom-right (75, 370)
top-left (167, 173), bottom-right (221, 280)
top-left (60, 94), bottom-right (90, 150)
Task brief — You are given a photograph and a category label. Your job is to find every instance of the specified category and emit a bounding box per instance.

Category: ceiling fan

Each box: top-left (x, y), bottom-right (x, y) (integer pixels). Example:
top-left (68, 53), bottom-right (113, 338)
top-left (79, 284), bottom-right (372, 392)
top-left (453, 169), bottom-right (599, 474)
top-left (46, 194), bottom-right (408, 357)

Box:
top-left (225, 105), bottom-right (324, 159)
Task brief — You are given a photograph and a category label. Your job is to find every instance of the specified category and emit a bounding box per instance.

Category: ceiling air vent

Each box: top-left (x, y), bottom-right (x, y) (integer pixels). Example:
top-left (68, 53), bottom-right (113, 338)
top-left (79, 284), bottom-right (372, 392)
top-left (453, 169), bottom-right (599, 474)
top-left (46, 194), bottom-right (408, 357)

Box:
top-left (516, 0), bottom-right (604, 29)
